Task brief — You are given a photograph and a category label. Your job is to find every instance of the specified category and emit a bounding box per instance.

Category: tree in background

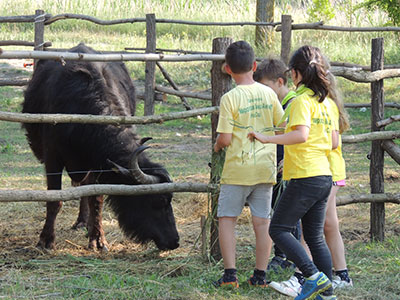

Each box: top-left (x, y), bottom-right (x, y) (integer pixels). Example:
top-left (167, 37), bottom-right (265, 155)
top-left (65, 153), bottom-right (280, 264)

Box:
top-left (358, 0), bottom-right (400, 26)
top-left (307, 0), bottom-right (335, 22)
top-left (255, 0), bottom-right (275, 48)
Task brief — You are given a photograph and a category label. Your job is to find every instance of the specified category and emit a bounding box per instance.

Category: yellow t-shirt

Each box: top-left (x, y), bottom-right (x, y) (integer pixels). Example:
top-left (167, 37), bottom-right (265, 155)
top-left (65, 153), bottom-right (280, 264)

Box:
top-left (325, 98), bottom-right (346, 181)
top-left (217, 82), bottom-right (284, 185)
top-left (282, 87), bottom-right (333, 180)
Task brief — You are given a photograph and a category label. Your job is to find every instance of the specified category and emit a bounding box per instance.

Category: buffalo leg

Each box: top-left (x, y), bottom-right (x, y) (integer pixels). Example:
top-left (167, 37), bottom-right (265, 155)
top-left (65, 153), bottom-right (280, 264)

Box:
top-left (72, 197), bottom-right (89, 229)
top-left (87, 195), bottom-right (109, 251)
top-left (71, 179), bottom-right (89, 229)
top-left (38, 164), bottom-right (63, 249)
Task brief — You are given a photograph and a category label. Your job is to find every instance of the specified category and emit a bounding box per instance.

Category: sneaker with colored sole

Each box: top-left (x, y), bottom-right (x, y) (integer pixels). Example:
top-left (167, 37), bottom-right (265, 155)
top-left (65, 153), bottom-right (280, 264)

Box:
top-left (294, 272), bottom-right (332, 300)
top-left (269, 275), bottom-right (302, 297)
top-left (248, 275), bottom-right (269, 288)
top-left (212, 275), bottom-right (239, 288)
top-left (315, 294), bottom-right (337, 300)
top-left (332, 275), bottom-right (353, 289)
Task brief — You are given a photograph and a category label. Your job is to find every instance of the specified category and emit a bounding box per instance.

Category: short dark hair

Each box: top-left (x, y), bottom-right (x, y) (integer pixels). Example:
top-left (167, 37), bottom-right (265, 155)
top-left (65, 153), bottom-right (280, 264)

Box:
top-left (225, 41), bottom-right (254, 74)
top-left (253, 58), bottom-right (288, 84)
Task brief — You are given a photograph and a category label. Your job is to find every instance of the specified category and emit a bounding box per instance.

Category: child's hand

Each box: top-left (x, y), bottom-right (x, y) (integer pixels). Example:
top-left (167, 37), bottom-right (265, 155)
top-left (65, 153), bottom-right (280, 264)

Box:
top-left (248, 131), bottom-right (269, 143)
top-left (247, 131), bottom-right (257, 142)
top-left (278, 159), bottom-right (284, 174)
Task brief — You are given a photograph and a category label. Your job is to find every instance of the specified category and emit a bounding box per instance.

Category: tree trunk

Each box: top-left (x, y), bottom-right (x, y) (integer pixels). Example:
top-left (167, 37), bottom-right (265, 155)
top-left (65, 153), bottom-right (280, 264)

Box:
top-left (255, 0), bottom-right (274, 47)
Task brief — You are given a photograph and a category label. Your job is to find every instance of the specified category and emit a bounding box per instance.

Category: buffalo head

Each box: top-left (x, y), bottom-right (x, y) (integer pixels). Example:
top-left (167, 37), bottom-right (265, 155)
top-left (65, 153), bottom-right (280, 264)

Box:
top-left (107, 145), bottom-right (179, 250)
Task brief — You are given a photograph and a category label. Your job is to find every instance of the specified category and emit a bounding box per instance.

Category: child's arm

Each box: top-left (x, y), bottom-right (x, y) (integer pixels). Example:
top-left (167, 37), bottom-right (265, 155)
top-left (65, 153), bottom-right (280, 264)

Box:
top-left (214, 133), bottom-right (232, 152)
top-left (248, 125), bottom-right (309, 145)
top-left (332, 129), bottom-right (339, 150)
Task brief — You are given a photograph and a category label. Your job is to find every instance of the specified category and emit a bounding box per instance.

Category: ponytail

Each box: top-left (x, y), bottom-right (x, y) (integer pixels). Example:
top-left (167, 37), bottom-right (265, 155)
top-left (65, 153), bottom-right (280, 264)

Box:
top-left (289, 45), bottom-right (330, 103)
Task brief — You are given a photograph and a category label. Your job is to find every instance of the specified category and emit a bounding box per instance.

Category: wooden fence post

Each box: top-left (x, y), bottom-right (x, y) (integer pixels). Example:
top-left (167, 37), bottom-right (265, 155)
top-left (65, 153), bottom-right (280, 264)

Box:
top-left (210, 37), bottom-right (232, 260)
top-left (280, 14), bottom-right (292, 66)
top-left (255, 0), bottom-right (274, 47)
top-left (370, 37), bottom-right (385, 241)
top-left (144, 13), bottom-right (156, 116)
top-left (34, 9), bottom-right (45, 70)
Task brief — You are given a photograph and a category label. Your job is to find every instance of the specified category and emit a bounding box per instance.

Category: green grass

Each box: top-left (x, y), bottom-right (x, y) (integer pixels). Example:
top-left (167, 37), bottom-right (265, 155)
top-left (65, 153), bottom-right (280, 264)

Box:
top-left (0, 1), bottom-right (399, 299)
top-left (0, 236), bottom-right (399, 299)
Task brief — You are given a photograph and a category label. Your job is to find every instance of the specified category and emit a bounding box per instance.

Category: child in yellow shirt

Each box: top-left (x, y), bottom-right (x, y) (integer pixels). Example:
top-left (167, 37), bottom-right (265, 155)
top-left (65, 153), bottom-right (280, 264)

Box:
top-left (213, 41), bottom-right (284, 288)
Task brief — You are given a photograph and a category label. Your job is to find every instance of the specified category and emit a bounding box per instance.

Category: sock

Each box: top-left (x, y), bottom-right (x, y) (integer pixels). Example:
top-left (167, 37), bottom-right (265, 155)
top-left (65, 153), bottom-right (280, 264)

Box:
top-left (335, 269), bottom-right (350, 283)
top-left (294, 272), bottom-right (305, 285)
top-left (224, 268), bottom-right (237, 281)
top-left (253, 268), bottom-right (266, 279)
top-left (308, 272), bottom-right (320, 280)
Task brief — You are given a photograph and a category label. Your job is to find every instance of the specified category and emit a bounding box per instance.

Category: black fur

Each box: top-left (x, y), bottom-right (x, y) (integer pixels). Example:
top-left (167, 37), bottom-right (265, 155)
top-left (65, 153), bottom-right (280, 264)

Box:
top-left (22, 43), bottom-right (179, 250)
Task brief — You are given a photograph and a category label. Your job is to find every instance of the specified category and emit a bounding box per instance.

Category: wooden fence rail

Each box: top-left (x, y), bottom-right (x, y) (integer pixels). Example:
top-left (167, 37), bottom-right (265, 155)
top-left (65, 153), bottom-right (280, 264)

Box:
top-left (0, 183), bottom-right (398, 205)
top-left (44, 14), bottom-right (280, 27)
top-left (0, 15), bottom-right (40, 23)
top-left (341, 130), bottom-right (400, 143)
top-left (0, 183), bottom-right (216, 202)
top-left (0, 14), bottom-right (278, 27)
top-left (0, 49), bottom-right (225, 62)
top-left (276, 21), bottom-right (400, 32)
top-left (0, 107), bottom-right (218, 125)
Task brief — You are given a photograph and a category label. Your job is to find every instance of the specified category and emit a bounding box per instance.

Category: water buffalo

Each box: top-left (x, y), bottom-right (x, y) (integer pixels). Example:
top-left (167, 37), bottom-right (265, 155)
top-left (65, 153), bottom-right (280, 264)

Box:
top-left (22, 43), bottom-right (179, 251)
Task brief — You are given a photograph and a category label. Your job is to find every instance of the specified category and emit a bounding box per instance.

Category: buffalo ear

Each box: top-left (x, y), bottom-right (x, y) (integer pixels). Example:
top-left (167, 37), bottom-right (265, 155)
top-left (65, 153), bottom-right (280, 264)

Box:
top-left (107, 159), bottom-right (132, 178)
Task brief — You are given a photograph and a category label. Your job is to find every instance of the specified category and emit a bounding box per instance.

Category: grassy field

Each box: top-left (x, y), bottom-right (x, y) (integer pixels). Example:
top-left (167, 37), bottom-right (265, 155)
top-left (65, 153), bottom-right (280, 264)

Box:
top-left (1, 1), bottom-right (400, 299)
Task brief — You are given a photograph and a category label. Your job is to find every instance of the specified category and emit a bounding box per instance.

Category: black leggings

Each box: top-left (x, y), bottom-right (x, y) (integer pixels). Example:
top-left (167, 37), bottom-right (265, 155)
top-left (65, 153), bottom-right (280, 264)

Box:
top-left (269, 176), bottom-right (333, 279)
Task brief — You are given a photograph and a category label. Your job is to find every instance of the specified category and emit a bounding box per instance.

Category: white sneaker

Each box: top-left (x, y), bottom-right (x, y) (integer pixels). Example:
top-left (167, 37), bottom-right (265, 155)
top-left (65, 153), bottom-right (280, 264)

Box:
top-left (269, 275), bottom-right (302, 297)
top-left (332, 275), bottom-right (353, 289)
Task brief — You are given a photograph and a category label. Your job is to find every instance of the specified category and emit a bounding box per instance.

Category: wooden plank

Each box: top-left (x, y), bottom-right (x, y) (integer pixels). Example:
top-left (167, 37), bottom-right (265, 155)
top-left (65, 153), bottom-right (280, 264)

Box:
top-left (376, 114), bottom-right (400, 127)
top-left (370, 38), bottom-right (385, 242)
top-left (0, 107), bottom-right (219, 125)
top-left (0, 183), bottom-right (218, 202)
top-left (280, 14), bottom-right (292, 66)
top-left (336, 193), bottom-right (400, 206)
top-left (276, 22), bottom-right (400, 32)
top-left (382, 140), bottom-right (400, 164)
top-left (200, 216), bottom-right (207, 257)
top-left (156, 62), bottom-right (192, 110)
top-left (0, 40), bottom-right (51, 47)
top-left (34, 9), bottom-right (45, 69)
top-left (341, 130), bottom-right (400, 143)
top-left (0, 15), bottom-right (37, 23)
top-left (0, 50), bottom-right (226, 61)
top-left (44, 13), bottom-right (278, 26)
top-left (144, 14), bottom-right (156, 116)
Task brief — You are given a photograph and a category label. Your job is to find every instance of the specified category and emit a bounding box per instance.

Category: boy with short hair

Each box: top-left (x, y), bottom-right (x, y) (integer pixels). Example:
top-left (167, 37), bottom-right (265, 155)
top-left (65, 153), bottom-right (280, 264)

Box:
top-left (213, 41), bottom-right (284, 288)
top-left (253, 58), bottom-right (300, 270)
top-left (253, 58), bottom-right (303, 296)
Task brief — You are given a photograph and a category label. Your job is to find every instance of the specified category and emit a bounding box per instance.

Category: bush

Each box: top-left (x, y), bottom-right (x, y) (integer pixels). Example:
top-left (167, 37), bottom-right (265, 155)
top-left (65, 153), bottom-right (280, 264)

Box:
top-left (358, 0), bottom-right (400, 26)
top-left (307, 0), bottom-right (335, 23)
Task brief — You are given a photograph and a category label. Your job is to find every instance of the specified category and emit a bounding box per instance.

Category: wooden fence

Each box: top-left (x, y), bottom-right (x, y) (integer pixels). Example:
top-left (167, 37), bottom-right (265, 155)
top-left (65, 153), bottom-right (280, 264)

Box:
top-left (0, 12), bottom-right (399, 251)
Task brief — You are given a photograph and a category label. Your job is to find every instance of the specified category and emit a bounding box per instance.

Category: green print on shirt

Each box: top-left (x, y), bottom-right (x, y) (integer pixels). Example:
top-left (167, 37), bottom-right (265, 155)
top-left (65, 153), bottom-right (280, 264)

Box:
top-left (238, 103), bottom-right (273, 115)
top-left (312, 117), bottom-right (332, 126)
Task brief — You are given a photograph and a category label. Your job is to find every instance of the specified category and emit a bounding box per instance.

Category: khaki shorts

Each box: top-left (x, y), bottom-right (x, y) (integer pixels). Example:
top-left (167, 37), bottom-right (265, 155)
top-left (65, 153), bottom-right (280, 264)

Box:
top-left (217, 183), bottom-right (273, 219)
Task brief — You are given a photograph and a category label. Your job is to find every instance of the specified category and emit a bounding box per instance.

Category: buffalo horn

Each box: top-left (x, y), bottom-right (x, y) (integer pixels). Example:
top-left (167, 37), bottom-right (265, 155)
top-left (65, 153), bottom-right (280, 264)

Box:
top-left (139, 137), bottom-right (153, 145)
top-left (130, 145), bottom-right (161, 184)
